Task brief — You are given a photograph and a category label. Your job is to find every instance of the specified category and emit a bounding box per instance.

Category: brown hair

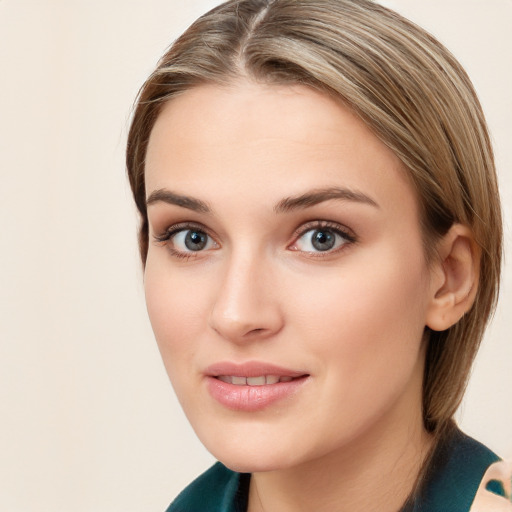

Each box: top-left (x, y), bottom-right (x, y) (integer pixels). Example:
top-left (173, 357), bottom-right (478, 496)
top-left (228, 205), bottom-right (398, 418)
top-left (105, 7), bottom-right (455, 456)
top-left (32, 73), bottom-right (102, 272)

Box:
top-left (126, 0), bottom-right (502, 436)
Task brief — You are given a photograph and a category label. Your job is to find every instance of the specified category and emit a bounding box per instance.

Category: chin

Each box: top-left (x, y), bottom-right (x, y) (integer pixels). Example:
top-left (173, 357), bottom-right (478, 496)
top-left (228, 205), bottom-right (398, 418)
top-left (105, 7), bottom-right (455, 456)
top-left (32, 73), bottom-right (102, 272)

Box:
top-left (217, 454), bottom-right (297, 474)
top-left (203, 435), bottom-right (303, 474)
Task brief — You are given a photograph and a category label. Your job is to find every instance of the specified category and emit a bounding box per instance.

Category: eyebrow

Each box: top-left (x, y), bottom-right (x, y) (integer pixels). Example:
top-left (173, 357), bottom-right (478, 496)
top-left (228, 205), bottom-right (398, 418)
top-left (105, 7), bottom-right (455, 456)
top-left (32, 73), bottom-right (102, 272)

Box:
top-left (145, 186), bottom-right (378, 214)
top-left (146, 189), bottom-right (210, 213)
top-left (274, 187), bottom-right (379, 213)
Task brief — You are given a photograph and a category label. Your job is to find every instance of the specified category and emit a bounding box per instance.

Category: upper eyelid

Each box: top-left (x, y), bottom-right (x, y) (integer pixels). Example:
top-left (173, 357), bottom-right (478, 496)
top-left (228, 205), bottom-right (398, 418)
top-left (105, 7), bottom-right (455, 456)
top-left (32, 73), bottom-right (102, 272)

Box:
top-left (154, 221), bottom-right (211, 236)
top-left (292, 220), bottom-right (356, 240)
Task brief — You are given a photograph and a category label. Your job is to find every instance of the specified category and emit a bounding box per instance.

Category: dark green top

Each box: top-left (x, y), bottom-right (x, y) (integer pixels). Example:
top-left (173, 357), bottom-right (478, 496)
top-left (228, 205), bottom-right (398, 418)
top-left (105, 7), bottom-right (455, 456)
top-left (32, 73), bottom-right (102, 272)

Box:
top-left (167, 428), bottom-right (503, 512)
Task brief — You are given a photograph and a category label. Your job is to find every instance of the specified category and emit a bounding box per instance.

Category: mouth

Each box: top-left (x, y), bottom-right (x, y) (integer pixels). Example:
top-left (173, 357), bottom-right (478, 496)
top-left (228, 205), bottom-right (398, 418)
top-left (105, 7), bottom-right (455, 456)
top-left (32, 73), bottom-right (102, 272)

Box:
top-left (205, 362), bottom-right (310, 411)
top-left (215, 375), bottom-right (297, 385)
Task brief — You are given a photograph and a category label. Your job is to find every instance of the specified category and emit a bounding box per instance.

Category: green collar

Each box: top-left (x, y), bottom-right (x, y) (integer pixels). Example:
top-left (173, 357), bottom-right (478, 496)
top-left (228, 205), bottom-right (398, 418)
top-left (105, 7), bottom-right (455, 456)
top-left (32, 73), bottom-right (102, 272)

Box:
top-left (167, 428), bottom-right (501, 512)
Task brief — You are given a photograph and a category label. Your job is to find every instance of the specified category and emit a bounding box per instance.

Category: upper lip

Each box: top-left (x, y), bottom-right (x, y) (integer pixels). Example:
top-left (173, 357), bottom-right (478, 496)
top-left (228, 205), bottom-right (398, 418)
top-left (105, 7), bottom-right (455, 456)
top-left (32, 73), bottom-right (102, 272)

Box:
top-left (204, 361), bottom-right (308, 378)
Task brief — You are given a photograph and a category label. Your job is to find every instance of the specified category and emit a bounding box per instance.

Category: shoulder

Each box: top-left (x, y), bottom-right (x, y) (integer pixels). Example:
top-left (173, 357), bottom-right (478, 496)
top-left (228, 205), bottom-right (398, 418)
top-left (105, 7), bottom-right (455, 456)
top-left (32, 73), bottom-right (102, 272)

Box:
top-left (165, 462), bottom-right (247, 512)
top-left (407, 428), bottom-right (505, 512)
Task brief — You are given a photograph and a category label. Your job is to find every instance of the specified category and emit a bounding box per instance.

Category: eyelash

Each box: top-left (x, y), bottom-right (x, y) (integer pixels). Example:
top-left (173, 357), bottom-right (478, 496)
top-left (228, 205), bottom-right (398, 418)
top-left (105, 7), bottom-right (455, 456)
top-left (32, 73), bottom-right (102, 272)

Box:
top-left (290, 221), bottom-right (357, 257)
top-left (153, 220), bottom-right (357, 259)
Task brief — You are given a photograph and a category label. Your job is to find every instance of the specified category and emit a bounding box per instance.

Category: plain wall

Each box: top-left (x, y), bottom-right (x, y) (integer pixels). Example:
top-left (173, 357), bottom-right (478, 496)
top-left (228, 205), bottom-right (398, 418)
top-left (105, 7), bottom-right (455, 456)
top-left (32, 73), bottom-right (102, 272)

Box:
top-left (0, 1), bottom-right (510, 511)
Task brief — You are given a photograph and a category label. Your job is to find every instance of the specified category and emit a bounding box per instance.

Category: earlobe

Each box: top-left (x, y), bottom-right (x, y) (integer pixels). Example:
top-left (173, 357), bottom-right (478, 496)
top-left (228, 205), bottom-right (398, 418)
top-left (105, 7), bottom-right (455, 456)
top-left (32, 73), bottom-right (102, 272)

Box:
top-left (426, 224), bottom-right (480, 332)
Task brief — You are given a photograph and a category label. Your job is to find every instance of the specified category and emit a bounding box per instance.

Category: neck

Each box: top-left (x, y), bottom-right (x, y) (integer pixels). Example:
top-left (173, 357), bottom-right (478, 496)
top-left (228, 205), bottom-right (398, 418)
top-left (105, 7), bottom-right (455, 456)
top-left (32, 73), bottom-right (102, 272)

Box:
top-left (248, 369), bottom-right (434, 512)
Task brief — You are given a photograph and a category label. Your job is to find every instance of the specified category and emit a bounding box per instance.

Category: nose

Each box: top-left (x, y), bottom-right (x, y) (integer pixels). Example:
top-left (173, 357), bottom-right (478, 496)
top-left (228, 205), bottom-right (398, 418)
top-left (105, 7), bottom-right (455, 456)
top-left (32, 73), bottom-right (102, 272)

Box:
top-left (208, 250), bottom-right (284, 343)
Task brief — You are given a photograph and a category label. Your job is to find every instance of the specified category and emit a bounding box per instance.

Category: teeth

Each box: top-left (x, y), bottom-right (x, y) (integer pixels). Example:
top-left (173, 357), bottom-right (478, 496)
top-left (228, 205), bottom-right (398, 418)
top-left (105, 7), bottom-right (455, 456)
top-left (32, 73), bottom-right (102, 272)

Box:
top-left (247, 376), bottom-right (266, 386)
top-left (217, 375), bottom-right (296, 386)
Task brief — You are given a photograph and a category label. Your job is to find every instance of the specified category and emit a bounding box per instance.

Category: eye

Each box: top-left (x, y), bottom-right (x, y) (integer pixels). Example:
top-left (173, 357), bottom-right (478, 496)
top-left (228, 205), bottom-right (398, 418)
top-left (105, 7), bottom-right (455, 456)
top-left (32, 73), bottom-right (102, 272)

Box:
top-left (154, 224), bottom-right (218, 257)
top-left (289, 223), bottom-right (355, 254)
top-left (172, 229), bottom-right (215, 252)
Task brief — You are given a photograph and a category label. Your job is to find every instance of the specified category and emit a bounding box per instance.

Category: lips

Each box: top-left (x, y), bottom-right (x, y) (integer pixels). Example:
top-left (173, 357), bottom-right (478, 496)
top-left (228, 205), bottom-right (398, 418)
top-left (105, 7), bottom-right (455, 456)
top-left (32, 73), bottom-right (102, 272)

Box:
top-left (204, 361), bottom-right (309, 411)
top-left (217, 375), bottom-right (294, 385)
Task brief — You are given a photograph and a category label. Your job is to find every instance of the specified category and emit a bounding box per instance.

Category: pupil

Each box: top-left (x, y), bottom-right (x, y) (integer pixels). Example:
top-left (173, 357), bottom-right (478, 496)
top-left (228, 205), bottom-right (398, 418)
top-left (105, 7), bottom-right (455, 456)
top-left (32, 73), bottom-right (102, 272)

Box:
top-left (185, 231), bottom-right (207, 251)
top-left (312, 230), bottom-right (335, 251)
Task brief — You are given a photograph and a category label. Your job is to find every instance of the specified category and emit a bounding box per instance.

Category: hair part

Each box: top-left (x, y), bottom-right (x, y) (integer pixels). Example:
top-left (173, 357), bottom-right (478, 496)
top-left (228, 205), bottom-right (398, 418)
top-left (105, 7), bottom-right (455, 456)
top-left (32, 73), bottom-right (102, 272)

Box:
top-left (126, 0), bottom-right (502, 441)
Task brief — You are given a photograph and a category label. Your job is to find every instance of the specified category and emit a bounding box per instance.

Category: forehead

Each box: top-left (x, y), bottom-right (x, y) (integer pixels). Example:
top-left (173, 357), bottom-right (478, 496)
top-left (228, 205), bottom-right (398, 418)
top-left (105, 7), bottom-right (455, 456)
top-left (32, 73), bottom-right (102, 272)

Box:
top-left (145, 81), bottom-right (417, 217)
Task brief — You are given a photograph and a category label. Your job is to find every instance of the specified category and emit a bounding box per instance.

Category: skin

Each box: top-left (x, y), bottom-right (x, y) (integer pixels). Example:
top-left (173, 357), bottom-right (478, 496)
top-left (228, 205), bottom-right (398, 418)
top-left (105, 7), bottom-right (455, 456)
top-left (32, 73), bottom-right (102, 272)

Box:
top-left (143, 81), bottom-right (470, 511)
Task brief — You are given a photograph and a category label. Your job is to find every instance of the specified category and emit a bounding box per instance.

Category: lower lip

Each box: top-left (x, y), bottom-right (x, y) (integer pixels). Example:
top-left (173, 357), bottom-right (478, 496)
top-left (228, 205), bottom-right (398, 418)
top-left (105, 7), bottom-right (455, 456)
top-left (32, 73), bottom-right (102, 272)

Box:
top-left (206, 376), bottom-right (309, 412)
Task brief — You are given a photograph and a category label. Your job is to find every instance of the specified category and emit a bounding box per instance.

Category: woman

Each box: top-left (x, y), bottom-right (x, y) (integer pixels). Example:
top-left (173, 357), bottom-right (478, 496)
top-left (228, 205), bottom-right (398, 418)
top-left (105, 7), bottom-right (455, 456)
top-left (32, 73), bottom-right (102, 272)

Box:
top-left (126, 0), bottom-right (509, 510)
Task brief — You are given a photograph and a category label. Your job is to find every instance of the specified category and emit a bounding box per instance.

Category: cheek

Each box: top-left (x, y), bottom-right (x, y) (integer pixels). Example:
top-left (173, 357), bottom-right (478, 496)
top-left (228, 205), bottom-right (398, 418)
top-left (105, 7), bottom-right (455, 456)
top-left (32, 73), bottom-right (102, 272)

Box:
top-left (291, 253), bottom-right (427, 337)
top-left (287, 246), bottom-right (429, 397)
top-left (279, 265), bottom-right (428, 449)
top-left (143, 256), bottom-right (209, 378)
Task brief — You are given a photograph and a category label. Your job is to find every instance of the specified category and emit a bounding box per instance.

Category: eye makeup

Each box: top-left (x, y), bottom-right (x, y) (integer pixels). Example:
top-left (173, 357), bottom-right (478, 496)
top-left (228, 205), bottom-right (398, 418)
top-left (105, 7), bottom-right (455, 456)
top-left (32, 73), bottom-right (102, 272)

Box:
top-left (152, 218), bottom-right (358, 262)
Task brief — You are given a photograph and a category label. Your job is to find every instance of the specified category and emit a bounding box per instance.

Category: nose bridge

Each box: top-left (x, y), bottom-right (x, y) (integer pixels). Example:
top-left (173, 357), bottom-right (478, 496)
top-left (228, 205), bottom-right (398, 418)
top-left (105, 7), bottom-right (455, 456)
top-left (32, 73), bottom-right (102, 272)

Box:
top-left (209, 245), bottom-right (282, 342)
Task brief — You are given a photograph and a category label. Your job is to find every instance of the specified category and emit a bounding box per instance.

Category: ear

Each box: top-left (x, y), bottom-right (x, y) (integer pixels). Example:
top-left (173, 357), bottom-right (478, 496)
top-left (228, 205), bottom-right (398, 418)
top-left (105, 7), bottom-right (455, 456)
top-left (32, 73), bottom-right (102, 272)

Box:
top-left (426, 224), bottom-right (481, 332)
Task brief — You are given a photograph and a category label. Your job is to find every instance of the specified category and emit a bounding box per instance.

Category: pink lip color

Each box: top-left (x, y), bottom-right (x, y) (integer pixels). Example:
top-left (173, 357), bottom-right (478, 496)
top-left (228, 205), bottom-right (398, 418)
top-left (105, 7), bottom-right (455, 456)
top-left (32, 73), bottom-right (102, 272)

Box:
top-left (204, 361), bottom-right (309, 412)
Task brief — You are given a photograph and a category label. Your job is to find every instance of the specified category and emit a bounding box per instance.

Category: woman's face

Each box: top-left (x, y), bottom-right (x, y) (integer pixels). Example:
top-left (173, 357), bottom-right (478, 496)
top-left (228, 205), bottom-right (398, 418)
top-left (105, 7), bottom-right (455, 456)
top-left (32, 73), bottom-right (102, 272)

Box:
top-left (144, 82), bottom-right (437, 472)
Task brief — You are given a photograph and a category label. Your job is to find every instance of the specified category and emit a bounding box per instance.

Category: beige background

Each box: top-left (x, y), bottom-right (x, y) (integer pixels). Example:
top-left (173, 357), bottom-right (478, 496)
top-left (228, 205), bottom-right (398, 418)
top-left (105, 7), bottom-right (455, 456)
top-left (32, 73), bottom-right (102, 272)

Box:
top-left (0, 1), bottom-right (510, 511)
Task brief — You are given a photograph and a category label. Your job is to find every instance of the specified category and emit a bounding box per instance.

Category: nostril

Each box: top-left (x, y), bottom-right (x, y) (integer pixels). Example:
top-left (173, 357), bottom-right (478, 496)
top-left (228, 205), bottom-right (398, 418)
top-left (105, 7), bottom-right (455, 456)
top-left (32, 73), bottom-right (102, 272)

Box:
top-left (246, 328), bottom-right (267, 337)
